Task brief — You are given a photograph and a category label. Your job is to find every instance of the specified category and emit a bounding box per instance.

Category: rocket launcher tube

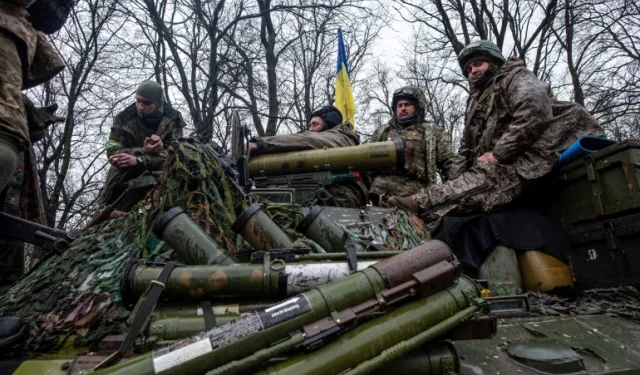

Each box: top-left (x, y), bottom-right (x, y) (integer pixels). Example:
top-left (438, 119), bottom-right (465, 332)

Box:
top-left (232, 203), bottom-right (294, 250)
top-left (96, 240), bottom-right (452, 375)
top-left (149, 315), bottom-right (242, 341)
top-left (257, 277), bottom-right (481, 375)
top-left (153, 207), bottom-right (236, 265)
top-left (124, 260), bottom-right (379, 303)
top-left (248, 139), bottom-right (405, 177)
top-left (369, 342), bottom-right (459, 375)
top-left (297, 206), bottom-right (352, 253)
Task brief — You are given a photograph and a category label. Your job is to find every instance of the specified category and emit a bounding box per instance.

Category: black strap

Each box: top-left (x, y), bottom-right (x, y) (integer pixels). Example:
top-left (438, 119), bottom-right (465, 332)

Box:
top-left (343, 231), bottom-right (358, 273)
top-left (201, 300), bottom-right (216, 331)
top-left (95, 261), bottom-right (177, 369)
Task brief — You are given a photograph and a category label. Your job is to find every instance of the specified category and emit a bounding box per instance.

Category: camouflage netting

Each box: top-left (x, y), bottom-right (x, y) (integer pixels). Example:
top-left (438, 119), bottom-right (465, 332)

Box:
top-left (259, 202), bottom-right (431, 252)
top-left (342, 210), bottom-right (430, 250)
top-left (0, 141), bottom-right (246, 353)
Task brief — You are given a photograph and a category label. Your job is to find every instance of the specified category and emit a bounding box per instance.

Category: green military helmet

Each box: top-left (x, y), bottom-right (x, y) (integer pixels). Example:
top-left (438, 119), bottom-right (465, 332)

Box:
top-left (392, 86), bottom-right (427, 124)
top-left (458, 40), bottom-right (506, 77)
top-left (309, 105), bottom-right (343, 131)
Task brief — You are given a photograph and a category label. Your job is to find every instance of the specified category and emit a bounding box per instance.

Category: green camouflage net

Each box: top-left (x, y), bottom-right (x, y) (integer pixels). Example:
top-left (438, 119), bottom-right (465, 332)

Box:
top-left (342, 210), bottom-right (431, 251)
top-left (0, 141), bottom-right (246, 353)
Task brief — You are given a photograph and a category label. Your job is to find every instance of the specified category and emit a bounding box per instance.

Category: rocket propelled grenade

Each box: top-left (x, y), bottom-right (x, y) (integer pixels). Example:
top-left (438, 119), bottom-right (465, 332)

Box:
top-left (122, 259), bottom-right (380, 304)
top-left (153, 207), bottom-right (236, 265)
top-left (97, 240), bottom-right (455, 375)
top-left (248, 139), bottom-right (405, 177)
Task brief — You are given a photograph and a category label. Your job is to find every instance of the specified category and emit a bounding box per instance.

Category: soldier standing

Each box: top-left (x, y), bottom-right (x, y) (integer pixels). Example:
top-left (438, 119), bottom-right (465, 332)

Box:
top-left (101, 80), bottom-right (185, 210)
top-left (0, 0), bottom-right (72, 343)
top-left (368, 86), bottom-right (455, 204)
top-left (389, 40), bottom-right (604, 231)
top-left (248, 105), bottom-right (368, 208)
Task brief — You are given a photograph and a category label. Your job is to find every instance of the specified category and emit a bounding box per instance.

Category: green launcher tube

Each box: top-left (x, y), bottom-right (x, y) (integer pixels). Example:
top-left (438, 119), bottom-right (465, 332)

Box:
top-left (95, 240), bottom-right (452, 375)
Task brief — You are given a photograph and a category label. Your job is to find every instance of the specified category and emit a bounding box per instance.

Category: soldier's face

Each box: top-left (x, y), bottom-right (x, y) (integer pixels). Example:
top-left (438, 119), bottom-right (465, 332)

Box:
top-left (396, 100), bottom-right (416, 119)
top-left (307, 116), bottom-right (325, 132)
top-left (467, 60), bottom-right (490, 84)
top-left (136, 95), bottom-right (157, 116)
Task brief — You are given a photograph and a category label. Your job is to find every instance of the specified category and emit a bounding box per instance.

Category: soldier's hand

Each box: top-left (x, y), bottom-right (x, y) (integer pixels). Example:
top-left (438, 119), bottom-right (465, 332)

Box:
top-left (246, 142), bottom-right (257, 152)
top-left (386, 195), bottom-right (420, 213)
top-left (110, 153), bottom-right (137, 168)
top-left (143, 135), bottom-right (163, 154)
top-left (477, 152), bottom-right (499, 164)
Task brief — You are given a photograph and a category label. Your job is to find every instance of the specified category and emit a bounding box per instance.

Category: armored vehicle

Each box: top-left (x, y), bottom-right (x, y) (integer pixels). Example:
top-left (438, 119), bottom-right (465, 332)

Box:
top-left (1, 120), bottom-right (640, 375)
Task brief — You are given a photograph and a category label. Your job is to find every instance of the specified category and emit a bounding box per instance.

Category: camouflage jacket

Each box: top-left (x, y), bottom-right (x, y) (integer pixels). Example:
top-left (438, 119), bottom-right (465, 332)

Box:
top-left (101, 103), bottom-right (185, 203)
top-left (451, 59), bottom-right (604, 180)
top-left (368, 117), bottom-right (454, 197)
top-left (253, 123), bottom-right (359, 154)
top-left (0, 0), bottom-right (64, 89)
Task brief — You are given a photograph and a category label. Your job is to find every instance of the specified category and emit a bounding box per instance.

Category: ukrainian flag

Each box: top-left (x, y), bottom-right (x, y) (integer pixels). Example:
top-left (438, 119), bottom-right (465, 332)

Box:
top-left (335, 27), bottom-right (356, 129)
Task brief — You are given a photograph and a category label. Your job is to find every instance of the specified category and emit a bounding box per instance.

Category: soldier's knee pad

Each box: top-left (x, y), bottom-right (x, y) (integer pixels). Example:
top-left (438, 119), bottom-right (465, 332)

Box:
top-left (0, 137), bottom-right (18, 192)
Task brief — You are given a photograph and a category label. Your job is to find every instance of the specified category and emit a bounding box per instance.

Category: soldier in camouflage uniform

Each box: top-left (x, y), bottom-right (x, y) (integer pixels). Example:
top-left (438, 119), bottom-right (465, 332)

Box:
top-left (0, 0), bottom-right (65, 195)
top-left (389, 40), bottom-right (604, 231)
top-left (248, 105), bottom-right (368, 208)
top-left (369, 86), bottom-right (455, 203)
top-left (101, 81), bottom-right (185, 210)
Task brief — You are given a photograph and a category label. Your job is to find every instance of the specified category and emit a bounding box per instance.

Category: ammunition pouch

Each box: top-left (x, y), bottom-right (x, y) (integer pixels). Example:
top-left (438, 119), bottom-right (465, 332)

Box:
top-left (26, 0), bottom-right (74, 35)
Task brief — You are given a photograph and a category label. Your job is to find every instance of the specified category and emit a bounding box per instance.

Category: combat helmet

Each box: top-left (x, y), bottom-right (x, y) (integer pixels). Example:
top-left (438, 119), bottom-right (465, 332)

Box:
top-left (309, 105), bottom-right (343, 131)
top-left (458, 40), bottom-right (506, 77)
top-left (392, 86), bottom-right (426, 125)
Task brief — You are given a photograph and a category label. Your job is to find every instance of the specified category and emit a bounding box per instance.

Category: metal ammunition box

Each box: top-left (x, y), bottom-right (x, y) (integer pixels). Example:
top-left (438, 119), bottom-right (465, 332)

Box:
top-left (569, 211), bottom-right (640, 289)
top-left (548, 140), bottom-right (640, 228)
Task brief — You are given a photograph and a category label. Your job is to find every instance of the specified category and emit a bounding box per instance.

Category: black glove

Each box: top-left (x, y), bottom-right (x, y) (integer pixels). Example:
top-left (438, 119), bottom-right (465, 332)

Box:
top-left (23, 95), bottom-right (65, 143)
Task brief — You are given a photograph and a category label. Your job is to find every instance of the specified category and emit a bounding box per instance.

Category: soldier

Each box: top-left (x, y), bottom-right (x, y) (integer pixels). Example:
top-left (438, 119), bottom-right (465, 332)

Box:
top-left (101, 81), bottom-right (185, 210)
top-left (368, 86), bottom-right (455, 204)
top-left (0, 0), bottom-right (67, 196)
top-left (0, 0), bottom-right (72, 345)
top-left (389, 40), bottom-right (604, 231)
top-left (248, 105), bottom-right (368, 208)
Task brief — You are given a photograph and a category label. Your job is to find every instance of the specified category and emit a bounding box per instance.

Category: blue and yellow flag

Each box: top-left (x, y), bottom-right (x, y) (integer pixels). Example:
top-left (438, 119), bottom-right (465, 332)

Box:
top-left (334, 27), bottom-right (356, 129)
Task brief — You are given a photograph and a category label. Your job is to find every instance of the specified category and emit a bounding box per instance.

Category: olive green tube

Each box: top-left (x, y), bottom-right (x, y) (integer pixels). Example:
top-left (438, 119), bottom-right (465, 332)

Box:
top-left (154, 303), bottom-right (273, 316)
top-left (232, 203), bottom-right (294, 250)
top-left (257, 277), bottom-right (479, 375)
top-left (96, 240), bottom-right (452, 375)
top-left (149, 315), bottom-right (242, 341)
top-left (125, 260), bottom-right (379, 303)
top-left (153, 207), bottom-right (235, 265)
top-left (368, 343), bottom-right (458, 375)
top-left (296, 206), bottom-right (349, 253)
top-left (248, 140), bottom-right (404, 177)
top-left (295, 252), bottom-right (399, 261)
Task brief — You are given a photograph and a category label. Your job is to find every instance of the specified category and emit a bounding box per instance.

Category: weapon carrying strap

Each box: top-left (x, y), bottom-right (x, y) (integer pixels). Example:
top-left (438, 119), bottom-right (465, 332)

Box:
top-left (201, 300), bottom-right (216, 331)
top-left (95, 261), bottom-right (177, 370)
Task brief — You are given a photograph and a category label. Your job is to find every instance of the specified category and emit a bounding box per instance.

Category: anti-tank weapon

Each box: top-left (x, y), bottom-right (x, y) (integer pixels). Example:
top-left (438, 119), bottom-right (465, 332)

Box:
top-left (94, 241), bottom-right (490, 375)
top-left (249, 140), bottom-right (404, 204)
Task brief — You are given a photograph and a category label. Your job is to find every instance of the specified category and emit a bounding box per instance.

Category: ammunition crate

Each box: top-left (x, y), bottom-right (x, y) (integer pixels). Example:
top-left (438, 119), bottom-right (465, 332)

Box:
top-left (569, 211), bottom-right (640, 289)
top-left (547, 140), bottom-right (640, 228)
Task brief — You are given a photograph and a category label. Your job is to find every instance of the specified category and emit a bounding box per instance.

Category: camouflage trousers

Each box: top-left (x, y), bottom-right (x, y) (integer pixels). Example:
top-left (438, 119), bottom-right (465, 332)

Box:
top-left (0, 30), bottom-right (29, 151)
top-left (411, 162), bottom-right (529, 231)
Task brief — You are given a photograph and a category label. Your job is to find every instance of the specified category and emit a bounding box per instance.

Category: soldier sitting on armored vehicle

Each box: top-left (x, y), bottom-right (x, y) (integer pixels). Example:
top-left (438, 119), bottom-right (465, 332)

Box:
top-left (368, 86), bottom-right (455, 205)
top-left (388, 40), bottom-right (604, 231)
top-left (101, 80), bottom-right (185, 211)
top-left (247, 105), bottom-right (368, 208)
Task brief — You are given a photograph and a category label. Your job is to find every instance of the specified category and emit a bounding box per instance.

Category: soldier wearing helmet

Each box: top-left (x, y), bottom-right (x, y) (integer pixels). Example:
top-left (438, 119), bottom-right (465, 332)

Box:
top-left (388, 40), bottom-right (604, 231)
top-left (247, 105), bottom-right (368, 208)
top-left (368, 86), bottom-right (455, 202)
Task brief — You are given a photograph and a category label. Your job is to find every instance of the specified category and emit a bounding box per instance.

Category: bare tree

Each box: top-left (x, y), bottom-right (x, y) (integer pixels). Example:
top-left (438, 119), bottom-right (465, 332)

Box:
top-left (33, 0), bottom-right (125, 229)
